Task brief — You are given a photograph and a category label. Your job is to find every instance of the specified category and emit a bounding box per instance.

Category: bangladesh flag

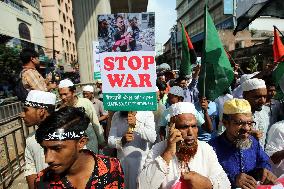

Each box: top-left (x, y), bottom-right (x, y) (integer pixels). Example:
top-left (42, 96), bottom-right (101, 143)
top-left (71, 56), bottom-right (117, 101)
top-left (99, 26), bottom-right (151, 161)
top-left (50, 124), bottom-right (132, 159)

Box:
top-left (179, 22), bottom-right (197, 77)
top-left (272, 26), bottom-right (284, 99)
top-left (198, 6), bottom-right (234, 101)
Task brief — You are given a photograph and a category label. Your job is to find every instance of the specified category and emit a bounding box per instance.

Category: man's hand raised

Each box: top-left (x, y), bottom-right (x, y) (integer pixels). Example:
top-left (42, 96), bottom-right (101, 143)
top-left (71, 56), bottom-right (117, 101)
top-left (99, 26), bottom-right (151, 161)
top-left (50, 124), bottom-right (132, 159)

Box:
top-left (161, 123), bottom-right (183, 164)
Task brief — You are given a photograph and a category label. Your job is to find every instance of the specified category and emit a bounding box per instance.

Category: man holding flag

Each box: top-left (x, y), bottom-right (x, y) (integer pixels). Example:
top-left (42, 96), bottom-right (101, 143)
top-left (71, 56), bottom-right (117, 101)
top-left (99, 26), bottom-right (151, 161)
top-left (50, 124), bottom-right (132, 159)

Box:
top-left (177, 22), bottom-right (200, 104)
top-left (198, 4), bottom-right (234, 102)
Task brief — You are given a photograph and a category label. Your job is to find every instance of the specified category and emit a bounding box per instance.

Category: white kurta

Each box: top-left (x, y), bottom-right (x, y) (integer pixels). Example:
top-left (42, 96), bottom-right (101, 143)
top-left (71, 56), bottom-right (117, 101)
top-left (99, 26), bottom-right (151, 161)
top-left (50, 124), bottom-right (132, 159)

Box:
top-left (253, 106), bottom-right (271, 148)
top-left (138, 140), bottom-right (231, 189)
top-left (75, 97), bottom-right (105, 153)
top-left (108, 111), bottom-right (156, 189)
top-left (265, 120), bottom-right (284, 177)
top-left (24, 133), bottom-right (47, 176)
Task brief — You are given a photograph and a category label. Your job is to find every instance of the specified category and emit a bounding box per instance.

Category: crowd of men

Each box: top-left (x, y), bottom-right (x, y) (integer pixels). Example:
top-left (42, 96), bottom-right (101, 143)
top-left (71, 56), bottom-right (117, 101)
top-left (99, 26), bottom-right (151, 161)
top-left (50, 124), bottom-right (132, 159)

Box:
top-left (18, 48), bottom-right (284, 189)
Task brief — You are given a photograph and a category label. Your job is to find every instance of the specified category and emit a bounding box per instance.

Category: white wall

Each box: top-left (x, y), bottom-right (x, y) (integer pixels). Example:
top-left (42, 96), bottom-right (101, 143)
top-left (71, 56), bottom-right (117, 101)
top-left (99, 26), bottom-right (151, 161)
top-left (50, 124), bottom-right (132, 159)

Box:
top-left (0, 1), bottom-right (46, 47)
top-left (249, 17), bottom-right (284, 31)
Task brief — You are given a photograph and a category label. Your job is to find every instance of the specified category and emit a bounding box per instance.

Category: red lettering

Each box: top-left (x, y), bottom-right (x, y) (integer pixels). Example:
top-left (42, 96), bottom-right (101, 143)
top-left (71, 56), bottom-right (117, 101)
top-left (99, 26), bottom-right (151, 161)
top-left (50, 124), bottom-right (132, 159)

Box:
top-left (142, 56), bottom-right (154, 70)
top-left (115, 56), bottom-right (127, 70)
top-left (107, 74), bottom-right (125, 87)
top-left (104, 57), bottom-right (114, 71)
top-left (128, 56), bottom-right (142, 70)
top-left (123, 74), bottom-right (138, 87)
top-left (138, 74), bottom-right (152, 87)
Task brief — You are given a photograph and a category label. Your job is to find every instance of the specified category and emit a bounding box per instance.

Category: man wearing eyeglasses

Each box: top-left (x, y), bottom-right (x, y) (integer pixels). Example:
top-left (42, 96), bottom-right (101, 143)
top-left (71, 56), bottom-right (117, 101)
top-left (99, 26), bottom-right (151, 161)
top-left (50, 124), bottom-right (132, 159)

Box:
top-left (209, 98), bottom-right (277, 189)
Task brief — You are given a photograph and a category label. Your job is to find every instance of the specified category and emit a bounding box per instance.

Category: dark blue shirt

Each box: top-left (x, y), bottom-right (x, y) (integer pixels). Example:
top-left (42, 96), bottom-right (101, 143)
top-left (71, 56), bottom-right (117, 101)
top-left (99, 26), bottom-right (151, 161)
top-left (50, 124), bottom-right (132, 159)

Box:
top-left (208, 133), bottom-right (271, 187)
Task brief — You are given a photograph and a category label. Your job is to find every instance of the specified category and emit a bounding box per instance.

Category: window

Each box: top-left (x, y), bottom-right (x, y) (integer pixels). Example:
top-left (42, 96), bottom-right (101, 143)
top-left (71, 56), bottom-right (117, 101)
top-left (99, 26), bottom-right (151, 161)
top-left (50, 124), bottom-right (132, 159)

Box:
top-left (19, 23), bottom-right (31, 40)
top-left (70, 20), bottom-right (72, 27)
top-left (57, 0), bottom-right (60, 5)
top-left (63, 13), bottom-right (66, 22)
top-left (62, 38), bottom-right (64, 47)
top-left (66, 40), bottom-right (69, 50)
top-left (65, 3), bottom-right (68, 12)
top-left (60, 24), bottom-right (64, 33)
top-left (73, 43), bottom-right (75, 51)
top-left (68, 29), bottom-right (70, 37)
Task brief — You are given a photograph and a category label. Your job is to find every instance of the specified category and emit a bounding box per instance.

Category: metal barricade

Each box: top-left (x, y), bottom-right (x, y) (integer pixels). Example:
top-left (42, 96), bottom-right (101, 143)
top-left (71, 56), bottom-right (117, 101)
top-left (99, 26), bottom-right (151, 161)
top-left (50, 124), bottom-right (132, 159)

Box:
top-left (0, 102), bottom-right (23, 123)
top-left (0, 116), bottom-right (28, 188)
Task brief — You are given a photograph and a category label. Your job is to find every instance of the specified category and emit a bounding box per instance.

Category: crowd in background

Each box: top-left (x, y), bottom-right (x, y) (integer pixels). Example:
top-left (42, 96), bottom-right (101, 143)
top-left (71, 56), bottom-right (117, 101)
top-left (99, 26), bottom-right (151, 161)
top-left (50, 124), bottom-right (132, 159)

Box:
top-left (16, 48), bottom-right (284, 188)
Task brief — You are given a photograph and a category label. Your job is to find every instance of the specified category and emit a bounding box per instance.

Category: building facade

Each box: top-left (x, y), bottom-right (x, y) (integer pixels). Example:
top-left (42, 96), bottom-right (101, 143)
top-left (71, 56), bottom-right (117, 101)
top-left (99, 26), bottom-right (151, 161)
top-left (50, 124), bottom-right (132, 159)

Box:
top-left (41, 0), bottom-right (77, 70)
top-left (0, 0), bottom-right (45, 51)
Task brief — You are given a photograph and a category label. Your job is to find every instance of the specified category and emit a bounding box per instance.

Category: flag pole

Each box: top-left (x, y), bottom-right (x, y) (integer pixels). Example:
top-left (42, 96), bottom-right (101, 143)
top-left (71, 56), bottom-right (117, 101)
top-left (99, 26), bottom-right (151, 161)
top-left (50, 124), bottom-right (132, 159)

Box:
top-left (274, 25), bottom-right (284, 38)
top-left (202, 2), bottom-right (208, 98)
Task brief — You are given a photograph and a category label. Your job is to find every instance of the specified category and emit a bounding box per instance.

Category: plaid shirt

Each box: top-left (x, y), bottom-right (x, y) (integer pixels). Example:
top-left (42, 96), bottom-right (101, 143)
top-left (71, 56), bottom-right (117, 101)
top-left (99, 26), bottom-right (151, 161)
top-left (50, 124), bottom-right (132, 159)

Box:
top-left (22, 67), bottom-right (47, 91)
top-left (34, 150), bottom-right (125, 189)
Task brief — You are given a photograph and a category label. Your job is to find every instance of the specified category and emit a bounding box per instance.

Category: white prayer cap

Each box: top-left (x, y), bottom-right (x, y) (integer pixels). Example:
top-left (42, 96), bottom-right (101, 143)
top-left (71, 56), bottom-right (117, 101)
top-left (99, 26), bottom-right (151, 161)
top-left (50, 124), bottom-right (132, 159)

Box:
top-left (97, 79), bottom-right (102, 83)
top-left (240, 72), bottom-right (259, 84)
top-left (169, 102), bottom-right (196, 118)
top-left (58, 79), bottom-right (74, 88)
top-left (241, 78), bottom-right (266, 92)
top-left (156, 86), bottom-right (159, 92)
top-left (25, 90), bottom-right (56, 107)
top-left (169, 86), bottom-right (184, 98)
top-left (82, 85), bottom-right (94, 93)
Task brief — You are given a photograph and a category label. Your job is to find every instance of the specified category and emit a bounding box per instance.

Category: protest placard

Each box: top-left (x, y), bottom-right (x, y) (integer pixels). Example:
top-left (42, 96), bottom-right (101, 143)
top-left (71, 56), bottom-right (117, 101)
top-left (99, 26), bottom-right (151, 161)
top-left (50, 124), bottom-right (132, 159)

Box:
top-left (98, 13), bottom-right (156, 111)
top-left (92, 41), bottom-right (101, 79)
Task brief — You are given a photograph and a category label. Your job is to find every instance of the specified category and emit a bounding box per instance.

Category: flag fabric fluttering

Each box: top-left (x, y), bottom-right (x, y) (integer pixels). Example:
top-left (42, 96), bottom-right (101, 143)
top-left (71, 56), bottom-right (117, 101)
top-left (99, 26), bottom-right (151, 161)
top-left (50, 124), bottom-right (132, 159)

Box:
top-left (198, 5), bottom-right (234, 101)
top-left (179, 21), bottom-right (197, 77)
top-left (272, 26), bottom-right (284, 99)
top-left (273, 26), bottom-right (284, 63)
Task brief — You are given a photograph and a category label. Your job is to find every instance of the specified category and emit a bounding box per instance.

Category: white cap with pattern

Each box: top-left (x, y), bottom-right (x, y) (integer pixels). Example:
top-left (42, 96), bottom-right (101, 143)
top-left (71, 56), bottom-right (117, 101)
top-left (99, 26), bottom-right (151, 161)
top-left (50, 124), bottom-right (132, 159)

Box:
top-left (58, 79), bottom-right (74, 88)
top-left (241, 78), bottom-right (266, 92)
top-left (82, 85), bottom-right (94, 93)
top-left (169, 86), bottom-right (184, 98)
top-left (25, 90), bottom-right (56, 107)
top-left (169, 102), bottom-right (196, 118)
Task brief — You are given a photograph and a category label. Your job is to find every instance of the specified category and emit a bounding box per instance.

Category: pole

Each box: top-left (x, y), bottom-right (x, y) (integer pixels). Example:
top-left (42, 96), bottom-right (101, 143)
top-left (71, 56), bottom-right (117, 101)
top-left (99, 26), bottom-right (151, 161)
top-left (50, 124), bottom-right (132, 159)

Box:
top-left (52, 21), bottom-right (55, 60)
top-left (274, 25), bottom-right (284, 38)
top-left (202, 3), bottom-right (208, 98)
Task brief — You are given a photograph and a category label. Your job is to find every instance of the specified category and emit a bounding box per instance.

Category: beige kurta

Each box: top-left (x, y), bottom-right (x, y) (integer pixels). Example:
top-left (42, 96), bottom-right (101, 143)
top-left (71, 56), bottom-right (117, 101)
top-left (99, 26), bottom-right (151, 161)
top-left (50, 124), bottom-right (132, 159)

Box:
top-left (75, 97), bottom-right (105, 153)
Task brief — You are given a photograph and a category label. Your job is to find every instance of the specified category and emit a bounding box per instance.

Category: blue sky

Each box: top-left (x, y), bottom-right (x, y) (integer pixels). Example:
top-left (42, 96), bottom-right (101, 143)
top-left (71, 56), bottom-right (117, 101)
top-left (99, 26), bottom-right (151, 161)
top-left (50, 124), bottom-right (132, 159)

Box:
top-left (147, 0), bottom-right (177, 45)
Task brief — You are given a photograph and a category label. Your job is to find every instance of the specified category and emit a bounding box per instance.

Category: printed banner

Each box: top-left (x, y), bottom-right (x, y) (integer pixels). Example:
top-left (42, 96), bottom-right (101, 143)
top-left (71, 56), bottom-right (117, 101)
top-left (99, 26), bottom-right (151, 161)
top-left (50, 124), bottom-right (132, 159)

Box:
top-left (92, 41), bottom-right (101, 79)
top-left (98, 12), bottom-right (156, 111)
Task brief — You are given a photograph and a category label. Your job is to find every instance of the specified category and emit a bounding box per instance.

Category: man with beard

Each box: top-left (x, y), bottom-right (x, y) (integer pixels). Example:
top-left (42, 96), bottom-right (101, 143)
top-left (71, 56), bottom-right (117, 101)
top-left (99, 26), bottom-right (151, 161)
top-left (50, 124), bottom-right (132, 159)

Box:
top-left (58, 79), bottom-right (105, 153)
top-left (20, 49), bottom-right (55, 92)
top-left (242, 78), bottom-right (270, 147)
top-left (138, 102), bottom-right (230, 189)
top-left (22, 90), bottom-right (56, 189)
top-left (209, 98), bottom-right (277, 189)
top-left (108, 111), bottom-right (156, 189)
top-left (34, 106), bottom-right (124, 189)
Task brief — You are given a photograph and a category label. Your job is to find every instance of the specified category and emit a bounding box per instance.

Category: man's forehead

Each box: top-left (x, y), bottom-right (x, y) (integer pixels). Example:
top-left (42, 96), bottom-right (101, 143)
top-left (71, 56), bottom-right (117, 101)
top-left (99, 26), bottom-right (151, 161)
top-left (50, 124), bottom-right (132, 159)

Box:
top-left (41, 140), bottom-right (72, 147)
top-left (175, 113), bottom-right (196, 123)
top-left (230, 113), bottom-right (252, 120)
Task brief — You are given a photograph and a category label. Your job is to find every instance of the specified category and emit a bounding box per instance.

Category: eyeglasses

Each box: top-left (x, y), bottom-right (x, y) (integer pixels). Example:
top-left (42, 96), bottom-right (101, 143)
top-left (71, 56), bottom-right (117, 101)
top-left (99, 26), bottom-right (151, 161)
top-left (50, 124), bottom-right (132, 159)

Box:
top-left (231, 120), bottom-right (256, 127)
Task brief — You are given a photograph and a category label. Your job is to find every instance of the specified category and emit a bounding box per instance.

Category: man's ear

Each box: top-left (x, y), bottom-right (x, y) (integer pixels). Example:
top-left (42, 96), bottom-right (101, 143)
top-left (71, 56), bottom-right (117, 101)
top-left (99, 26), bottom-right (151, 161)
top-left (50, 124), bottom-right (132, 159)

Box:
top-left (77, 137), bottom-right (88, 150)
top-left (38, 108), bottom-right (47, 120)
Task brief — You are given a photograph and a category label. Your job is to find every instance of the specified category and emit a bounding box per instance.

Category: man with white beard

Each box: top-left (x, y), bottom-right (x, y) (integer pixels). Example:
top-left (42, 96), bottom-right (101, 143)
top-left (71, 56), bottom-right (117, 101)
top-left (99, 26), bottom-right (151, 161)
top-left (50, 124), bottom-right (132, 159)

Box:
top-left (138, 102), bottom-right (230, 189)
top-left (209, 98), bottom-right (277, 189)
